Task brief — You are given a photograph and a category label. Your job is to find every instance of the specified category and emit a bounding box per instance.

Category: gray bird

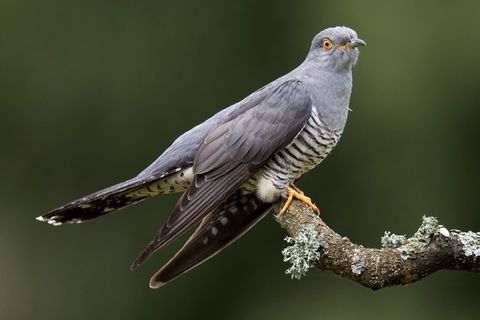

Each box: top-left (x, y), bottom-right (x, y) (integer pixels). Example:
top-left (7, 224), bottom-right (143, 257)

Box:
top-left (36, 26), bottom-right (365, 288)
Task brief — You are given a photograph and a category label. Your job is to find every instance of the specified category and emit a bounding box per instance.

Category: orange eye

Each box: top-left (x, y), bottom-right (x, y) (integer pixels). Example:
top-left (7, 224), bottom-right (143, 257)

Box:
top-left (322, 38), bottom-right (334, 50)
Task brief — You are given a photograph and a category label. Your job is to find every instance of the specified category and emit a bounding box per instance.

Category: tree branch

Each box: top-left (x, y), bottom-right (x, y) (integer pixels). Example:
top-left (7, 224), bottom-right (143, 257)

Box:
top-left (274, 200), bottom-right (480, 290)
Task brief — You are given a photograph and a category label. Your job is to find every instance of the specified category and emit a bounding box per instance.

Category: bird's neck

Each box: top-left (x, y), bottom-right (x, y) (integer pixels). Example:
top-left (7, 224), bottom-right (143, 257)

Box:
top-left (294, 63), bottom-right (353, 132)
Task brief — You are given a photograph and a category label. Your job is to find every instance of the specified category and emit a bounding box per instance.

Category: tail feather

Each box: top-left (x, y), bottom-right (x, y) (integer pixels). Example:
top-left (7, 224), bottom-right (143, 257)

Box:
top-left (36, 168), bottom-right (187, 226)
top-left (147, 192), bottom-right (272, 288)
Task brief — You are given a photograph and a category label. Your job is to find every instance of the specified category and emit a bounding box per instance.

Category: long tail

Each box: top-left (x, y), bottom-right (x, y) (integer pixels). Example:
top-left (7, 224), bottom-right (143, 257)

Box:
top-left (147, 192), bottom-right (272, 288)
top-left (36, 168), bottom-right (187, 226)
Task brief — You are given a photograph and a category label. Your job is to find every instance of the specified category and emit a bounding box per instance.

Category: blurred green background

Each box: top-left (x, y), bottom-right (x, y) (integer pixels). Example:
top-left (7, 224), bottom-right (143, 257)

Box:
top-left (1, 0), bottom-right (479, 319)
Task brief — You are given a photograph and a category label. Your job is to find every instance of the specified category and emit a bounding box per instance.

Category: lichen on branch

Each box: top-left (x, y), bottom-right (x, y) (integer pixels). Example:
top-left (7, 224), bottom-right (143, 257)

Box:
top-left (275, 200), bottom-right (480, 289)
top-left (281, 224), bottom-right (322, 279)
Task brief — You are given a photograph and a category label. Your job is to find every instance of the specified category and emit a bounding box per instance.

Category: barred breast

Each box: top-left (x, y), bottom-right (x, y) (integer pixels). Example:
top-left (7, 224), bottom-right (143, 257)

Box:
top-left (249, 107), bottom-right (342, 202)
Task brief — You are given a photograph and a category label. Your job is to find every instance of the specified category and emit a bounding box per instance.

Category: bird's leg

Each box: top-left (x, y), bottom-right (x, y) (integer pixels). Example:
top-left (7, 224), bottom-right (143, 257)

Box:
top-left (289, 182), bottom-right (304, 195)
top-left (277, 186), bottom-right (320, 218)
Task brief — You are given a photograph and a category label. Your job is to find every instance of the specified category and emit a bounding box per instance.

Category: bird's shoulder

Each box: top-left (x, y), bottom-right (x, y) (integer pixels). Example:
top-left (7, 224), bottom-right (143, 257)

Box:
top-left (219, 76), bottom-right (313, 122)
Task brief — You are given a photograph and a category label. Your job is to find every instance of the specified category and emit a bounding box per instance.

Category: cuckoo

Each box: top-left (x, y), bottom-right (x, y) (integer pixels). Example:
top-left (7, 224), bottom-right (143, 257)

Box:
top-left (37, 26), bottom-right (366, 288)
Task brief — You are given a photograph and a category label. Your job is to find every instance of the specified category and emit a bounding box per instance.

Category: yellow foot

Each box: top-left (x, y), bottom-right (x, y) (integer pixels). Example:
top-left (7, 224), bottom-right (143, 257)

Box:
top-left (289, 182), bottom-right (304, 195)
top-left (277, 186), bottom-right (320, 218)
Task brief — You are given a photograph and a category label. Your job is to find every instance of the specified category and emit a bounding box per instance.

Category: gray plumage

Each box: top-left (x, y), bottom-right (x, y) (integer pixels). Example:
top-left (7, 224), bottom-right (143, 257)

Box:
top-left (37, 26), bottom-right (365, 288)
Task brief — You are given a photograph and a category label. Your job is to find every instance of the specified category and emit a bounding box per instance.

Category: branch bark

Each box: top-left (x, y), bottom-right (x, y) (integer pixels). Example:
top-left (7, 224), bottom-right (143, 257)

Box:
top-left (275, 200), bottom-right (480, 290)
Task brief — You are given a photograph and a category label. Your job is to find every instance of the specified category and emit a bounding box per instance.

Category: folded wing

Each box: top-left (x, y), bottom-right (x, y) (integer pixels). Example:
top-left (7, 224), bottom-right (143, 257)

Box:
top-left (131, 79), bottom-right (314, 270)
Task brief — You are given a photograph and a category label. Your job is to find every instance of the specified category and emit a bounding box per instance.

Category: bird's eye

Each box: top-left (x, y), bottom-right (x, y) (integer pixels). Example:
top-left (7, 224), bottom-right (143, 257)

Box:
top-left (322, 38), bottom-right (334, 50)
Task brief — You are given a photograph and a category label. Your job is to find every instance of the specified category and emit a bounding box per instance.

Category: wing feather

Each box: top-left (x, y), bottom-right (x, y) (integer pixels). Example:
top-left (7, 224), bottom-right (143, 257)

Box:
top-left (149, 192), bottom-right (272, 288)
top-left (131, 79), bottom-right (314, 269)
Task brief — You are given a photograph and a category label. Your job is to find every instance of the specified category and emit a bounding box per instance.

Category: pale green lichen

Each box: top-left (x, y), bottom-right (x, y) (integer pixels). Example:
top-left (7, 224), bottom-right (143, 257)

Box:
top-left (397, 216), bottom-right (439, 259)
top-left (282, 224), bottom-right (322, 280)
top-left (351, 263), bottom-right (365, 275)
top-left (381, 231), bottom-right (407, 249)
top-left (458, 231), bottom-right (480, 257)
top-left (416, 216), bottom-right (439, 237)
top-left (351, 250), bottom-right (366, 275)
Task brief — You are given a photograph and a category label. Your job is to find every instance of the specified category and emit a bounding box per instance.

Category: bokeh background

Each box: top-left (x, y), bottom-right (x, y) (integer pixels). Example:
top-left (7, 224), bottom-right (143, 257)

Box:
top-left (1, 0), bottom-right (479, 319)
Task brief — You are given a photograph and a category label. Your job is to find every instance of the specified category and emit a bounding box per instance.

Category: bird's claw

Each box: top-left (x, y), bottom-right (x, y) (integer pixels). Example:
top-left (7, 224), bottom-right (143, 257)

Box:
top-left (289, 182), bottom-right (304, 195)
top-left (277, 186), bottom-right (320, 218)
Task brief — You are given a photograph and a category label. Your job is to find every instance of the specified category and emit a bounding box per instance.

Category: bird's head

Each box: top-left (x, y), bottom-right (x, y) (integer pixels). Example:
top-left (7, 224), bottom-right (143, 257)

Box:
top-left (307, 26), bottom-right (366, 71)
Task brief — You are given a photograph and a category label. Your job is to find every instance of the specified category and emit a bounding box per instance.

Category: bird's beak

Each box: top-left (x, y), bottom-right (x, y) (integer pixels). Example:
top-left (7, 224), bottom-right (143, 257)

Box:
top-left (341, 38), bottom-right (367, 49)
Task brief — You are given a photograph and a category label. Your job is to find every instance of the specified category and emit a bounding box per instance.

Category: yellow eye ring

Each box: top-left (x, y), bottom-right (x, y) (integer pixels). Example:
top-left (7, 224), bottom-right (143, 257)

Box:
top-left (322, 38), bottom-right (334, 50)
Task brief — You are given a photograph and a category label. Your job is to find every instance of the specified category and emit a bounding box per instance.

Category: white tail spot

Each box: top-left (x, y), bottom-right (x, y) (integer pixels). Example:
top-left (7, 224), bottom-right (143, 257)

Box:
top-left (211, 227), bottom-right (218, 236)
